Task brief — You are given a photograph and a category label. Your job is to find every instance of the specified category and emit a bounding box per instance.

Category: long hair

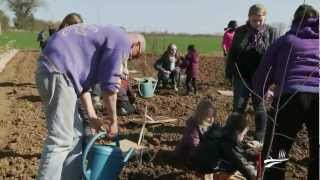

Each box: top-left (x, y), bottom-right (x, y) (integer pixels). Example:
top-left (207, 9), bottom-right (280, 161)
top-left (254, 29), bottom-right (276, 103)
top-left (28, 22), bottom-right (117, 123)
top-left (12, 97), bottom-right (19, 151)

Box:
top-left (160, 43), bottom-right (179, 60)
top-left (190, 96), bottom-right (216, 127)
top-left (58, 13), bottom-right (83, 31)
top-left (224, 20), bottom-right (238, 31)
top-left (292, 4), bottom-right (319, 25)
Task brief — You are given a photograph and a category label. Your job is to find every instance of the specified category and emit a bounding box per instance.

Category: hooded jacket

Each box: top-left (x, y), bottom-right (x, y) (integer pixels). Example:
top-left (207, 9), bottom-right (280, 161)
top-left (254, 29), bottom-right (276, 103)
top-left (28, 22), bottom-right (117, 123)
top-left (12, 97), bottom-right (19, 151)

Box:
top-left (253, 18), bottom-right (319, 97)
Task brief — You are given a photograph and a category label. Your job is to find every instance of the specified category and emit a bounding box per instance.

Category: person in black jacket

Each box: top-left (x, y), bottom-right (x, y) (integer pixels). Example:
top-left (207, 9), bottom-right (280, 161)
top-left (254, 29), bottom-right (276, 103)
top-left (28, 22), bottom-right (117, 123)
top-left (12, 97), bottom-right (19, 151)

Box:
top-left (226, 4), bottom-right (278, 142)
top-left (191, 112), bottom-right (258, 180)
top-left (37, 30), bottom-right (45, 50)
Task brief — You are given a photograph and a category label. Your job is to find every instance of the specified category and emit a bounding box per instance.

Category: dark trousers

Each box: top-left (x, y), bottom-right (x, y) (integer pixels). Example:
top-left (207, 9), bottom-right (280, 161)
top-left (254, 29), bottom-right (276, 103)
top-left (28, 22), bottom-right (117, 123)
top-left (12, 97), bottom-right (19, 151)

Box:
top-left (263, 93), bottom-right (319, 180)
top-left (158, 71), bottom-right (177, 89)
top-left (232, 76), bottom-right (267, 141)
top-left (39, 41), bottom-right (45, 50)
top-left (186, 75), bottom-right (197, 94)
top-left (117, 100), bottom-right (135, 116)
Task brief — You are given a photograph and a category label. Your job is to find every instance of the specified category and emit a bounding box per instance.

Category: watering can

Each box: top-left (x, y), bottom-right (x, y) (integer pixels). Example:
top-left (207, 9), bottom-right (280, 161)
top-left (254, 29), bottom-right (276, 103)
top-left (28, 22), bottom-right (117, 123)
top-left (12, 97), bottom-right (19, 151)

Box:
top-left (82, 132), bottom-right (134, 180)
top-left (138, 77), bottom-right (158, 98)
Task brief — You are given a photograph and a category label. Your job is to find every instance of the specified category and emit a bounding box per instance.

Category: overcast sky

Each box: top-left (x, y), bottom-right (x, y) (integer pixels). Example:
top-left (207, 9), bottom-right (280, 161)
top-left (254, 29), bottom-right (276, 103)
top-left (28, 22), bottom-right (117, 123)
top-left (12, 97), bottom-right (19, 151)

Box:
top-left (1, 0), bottom-right (319, 34)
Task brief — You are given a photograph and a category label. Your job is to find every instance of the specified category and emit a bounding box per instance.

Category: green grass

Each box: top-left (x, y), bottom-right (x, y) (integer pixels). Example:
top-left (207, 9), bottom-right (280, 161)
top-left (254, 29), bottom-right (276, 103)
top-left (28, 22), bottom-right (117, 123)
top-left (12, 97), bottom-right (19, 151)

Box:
top-left (0, 31), bottom-right (39, 49)
top-left (145, 34), bottom-right (222, 55)
top-left (0, 31), bottom-right (222, 55)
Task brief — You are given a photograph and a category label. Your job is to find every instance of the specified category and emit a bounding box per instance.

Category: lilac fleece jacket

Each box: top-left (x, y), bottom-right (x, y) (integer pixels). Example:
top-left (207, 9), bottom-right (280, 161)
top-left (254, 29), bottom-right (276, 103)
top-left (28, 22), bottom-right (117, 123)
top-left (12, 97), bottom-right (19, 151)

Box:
top-left (40, 24), bottom-right (131, 95)
top-left (253, 18), bottom-right (319, 97)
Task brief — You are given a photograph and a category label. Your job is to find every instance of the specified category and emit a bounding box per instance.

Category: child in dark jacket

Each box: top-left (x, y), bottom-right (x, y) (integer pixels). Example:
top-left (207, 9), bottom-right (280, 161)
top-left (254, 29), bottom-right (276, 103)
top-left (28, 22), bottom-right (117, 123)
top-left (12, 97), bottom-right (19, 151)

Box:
top-left (191, 112), bottom-right (257, 180)
top-left (174, 96), bottom-right (221, 166)
top-left (180, 45), bottom-right (199, 95)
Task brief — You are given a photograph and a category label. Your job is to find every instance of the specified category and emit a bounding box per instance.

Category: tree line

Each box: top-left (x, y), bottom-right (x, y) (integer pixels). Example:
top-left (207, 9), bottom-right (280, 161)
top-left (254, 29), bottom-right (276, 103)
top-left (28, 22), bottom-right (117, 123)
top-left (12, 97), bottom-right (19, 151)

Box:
top-left (0, 0), bottom-right (58, 31)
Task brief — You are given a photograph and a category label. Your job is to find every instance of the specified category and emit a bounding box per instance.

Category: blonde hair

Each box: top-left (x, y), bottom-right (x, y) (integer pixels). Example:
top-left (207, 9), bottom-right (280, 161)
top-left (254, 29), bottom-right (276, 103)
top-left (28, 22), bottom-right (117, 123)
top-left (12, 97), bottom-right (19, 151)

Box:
top-left (128, 33), bottom-right (146, 54)
top-left (191, 96), bottom-right (216, 127)
top-left (249, 4), bottom-right (267, 16)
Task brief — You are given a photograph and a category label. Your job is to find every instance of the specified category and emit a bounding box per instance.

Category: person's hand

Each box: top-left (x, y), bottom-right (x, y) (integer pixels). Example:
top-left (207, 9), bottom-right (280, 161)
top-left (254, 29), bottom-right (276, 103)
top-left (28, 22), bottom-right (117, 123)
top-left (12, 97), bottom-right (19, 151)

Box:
top-left (88, 116), bottom-right (104, 132)
top-left (106, 122), bottom-right (118, 137)
top-left (247, 140), bottom-right (263, 151)
top-left (163, 70), bottom-right (171, 74)
top-left (266, 90), bottom-right (274, 102)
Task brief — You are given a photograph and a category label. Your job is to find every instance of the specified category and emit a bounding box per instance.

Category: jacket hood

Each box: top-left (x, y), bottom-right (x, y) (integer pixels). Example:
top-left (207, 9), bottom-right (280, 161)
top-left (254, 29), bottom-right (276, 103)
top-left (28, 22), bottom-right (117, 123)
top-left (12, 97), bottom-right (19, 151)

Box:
top-left (289, 17), bottom-right (319, 38)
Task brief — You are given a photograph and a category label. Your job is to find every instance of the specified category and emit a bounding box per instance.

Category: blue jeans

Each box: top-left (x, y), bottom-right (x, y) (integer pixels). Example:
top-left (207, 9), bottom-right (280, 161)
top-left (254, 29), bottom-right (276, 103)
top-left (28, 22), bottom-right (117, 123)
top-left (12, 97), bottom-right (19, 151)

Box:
top-left (35, 61), bottom-right (83, 180)
top-left (232, 76), bottom-right (267, 141)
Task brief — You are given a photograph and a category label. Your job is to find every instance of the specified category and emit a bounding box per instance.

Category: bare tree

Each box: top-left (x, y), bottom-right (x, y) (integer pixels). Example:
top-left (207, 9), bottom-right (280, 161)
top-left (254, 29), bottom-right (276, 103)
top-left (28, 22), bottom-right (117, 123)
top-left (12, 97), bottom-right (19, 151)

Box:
top-left (272, 22), bottom-right (288, 37)
top-left (6, 0), bottom-right (44, 29)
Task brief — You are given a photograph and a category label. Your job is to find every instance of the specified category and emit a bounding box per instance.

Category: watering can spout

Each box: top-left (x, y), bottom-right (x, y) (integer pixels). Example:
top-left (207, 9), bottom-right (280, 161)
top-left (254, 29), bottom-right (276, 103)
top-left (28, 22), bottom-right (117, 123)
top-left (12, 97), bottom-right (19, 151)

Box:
top-left (123, 148), bottom-right (134, 163)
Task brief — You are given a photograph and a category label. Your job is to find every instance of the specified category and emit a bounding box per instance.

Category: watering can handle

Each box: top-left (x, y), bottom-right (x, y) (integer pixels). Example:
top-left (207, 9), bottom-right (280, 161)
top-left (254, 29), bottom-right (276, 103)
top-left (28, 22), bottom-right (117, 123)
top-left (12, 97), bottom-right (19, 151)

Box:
top-left (152, 79), bottom-right (158, 92)
top-left (82, 132), bottom-right (120, 180)
top-left (138, 80), bottom-right (143, 97)
top-left (123, 148), bottom-right (134, 163)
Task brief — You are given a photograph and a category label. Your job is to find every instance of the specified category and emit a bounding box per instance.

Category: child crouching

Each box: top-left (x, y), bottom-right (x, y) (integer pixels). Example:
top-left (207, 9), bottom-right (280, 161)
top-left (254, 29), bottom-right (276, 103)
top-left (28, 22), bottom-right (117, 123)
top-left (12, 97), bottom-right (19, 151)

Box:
top-left (191, 112), bottom-right (257, 180)
top-left (173, 96), bottom-right (221, 166)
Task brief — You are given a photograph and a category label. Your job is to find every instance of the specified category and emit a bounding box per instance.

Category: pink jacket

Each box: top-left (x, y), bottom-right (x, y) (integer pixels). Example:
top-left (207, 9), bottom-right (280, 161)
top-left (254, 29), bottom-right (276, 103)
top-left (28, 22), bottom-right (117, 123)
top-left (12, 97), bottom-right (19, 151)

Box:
top-left (222, 30), bottom-right (235, 55)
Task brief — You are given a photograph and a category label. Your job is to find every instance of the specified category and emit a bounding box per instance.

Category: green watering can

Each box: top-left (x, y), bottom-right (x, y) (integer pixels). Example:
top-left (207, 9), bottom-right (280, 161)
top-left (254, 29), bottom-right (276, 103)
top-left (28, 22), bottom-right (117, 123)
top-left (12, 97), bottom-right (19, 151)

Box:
top-left (138, 77), bottom-right (158, 98)
top-left (82, 132), bottom-right (134, 180)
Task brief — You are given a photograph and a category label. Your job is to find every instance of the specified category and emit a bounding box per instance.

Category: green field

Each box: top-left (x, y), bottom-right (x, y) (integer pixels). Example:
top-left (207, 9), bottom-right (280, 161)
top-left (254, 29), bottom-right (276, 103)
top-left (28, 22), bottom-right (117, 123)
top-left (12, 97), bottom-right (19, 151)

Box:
top-left (0, 31), bottom-right (39, 49)
top-left (145, 34), bottom-right (222, 55)
top-left (0, 31), bottom-right (222, 55)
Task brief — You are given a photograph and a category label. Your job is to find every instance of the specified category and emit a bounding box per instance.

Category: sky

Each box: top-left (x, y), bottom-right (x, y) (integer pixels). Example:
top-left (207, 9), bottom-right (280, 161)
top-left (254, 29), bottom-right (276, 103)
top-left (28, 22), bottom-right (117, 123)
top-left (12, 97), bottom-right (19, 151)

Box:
top-left (1, 0), bottom-right (319, 34)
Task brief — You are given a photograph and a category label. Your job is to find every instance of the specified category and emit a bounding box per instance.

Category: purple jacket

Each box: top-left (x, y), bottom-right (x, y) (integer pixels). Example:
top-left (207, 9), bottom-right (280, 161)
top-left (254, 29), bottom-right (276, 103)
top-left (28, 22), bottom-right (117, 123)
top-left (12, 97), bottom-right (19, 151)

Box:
top-left (253, 18), bottom-right (319, 97)
top-left (40, 24), bottom-right (131, 95)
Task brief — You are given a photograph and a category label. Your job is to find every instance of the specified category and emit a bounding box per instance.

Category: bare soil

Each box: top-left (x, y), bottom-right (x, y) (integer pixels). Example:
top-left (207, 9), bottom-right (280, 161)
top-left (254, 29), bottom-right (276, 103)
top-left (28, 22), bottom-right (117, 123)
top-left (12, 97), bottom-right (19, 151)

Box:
top-left (0, 51), bottom-right (309, 179)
